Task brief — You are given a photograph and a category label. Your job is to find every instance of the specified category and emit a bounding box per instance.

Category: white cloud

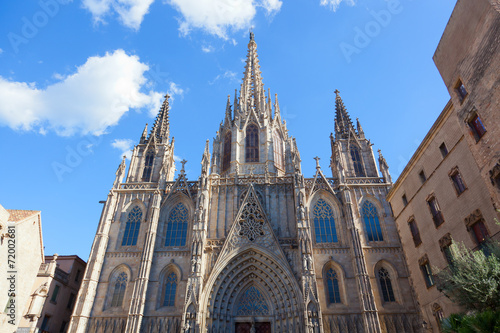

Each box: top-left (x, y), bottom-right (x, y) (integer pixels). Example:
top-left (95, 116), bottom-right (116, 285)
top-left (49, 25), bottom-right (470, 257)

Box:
top-left (112, 138), bottom-right (134, 159)
top-left (320, 0), bottom-right (355, 11)
top-left (0, 49), bottom-right (163, 136)
top-left (0, 48), bottom-right (3, 54)
top-left (167, 0), bottom-right (282, 39)
top-left (82, 0), bottom-right (154, 30)
top-left (201, 45), bottom-right (214, 53)
top-left (209, 70), bottom-right (238, 85)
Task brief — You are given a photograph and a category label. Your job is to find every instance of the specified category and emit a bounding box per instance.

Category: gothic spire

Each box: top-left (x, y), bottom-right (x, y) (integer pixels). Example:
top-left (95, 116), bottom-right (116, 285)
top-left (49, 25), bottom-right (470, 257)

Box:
top-left (334, 90), bottom-right (355, 139)
top-left (149, 94), bottom-right (170, 142)
top-left (225, 95), bottom-right (232, 122)
top-left (240, 32), bottom-right (265, 115)
top-left (140, 123), bottom-right (148, 144)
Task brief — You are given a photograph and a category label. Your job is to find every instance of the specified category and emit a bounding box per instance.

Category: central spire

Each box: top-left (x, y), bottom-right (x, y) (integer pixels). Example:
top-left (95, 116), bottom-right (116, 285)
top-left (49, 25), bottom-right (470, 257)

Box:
top-left (334, 90), bottom-right (356, 139)
top-left (240, 32), bottom-right (265, 115)
top-left (149, 94), bottom-right (170, 143)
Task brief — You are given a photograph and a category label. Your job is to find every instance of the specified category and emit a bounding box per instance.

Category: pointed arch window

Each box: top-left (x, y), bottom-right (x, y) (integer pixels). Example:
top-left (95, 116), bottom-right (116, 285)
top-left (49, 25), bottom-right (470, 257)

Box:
top-left (362, 202), bottom-right (383, 242)
top-left (122, 206), bottom-right (142, 246)
top-left (246, 124), bottom-right (259, 162)
top-left (142, 150), bottom-right (155, 181)
top-left (273, 130), bottom-right (284, 170)
top-left (326, 268), bottom-right (341, 304)
top-left (163, 272), bottom-right (177, 307)
top-left (222, 131), bottom-right (232, 173)
top-left (313, 199), bottom-right (338, 243)
top-left (350, 146), bottom-right (365, 177)
top-left (164, 203), bottom-right (188, 247)
top-left (378, 268), bottom-right (395, 302)
top-left (111, 272), bottom-right (128, 307)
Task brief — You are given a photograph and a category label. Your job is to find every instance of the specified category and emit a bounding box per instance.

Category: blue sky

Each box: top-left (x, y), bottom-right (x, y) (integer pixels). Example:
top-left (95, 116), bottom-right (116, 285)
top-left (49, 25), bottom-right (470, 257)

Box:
top-left (0, 0), bottom-right (456, 260)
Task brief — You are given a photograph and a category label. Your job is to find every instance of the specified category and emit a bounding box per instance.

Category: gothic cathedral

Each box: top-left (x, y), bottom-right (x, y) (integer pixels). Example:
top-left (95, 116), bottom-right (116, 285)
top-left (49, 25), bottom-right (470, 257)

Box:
top-left (69, 34), bottom-right (421, 333)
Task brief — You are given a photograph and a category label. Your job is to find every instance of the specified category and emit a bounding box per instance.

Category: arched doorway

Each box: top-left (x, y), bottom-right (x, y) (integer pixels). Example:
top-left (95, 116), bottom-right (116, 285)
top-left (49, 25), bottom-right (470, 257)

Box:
top-left (234, 286), bottom-right (272, 333)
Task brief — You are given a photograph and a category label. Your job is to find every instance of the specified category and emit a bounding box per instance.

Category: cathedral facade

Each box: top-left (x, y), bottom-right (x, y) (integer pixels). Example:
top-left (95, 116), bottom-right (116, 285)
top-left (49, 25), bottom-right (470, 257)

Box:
top-left (68, 34), bottom-right (421, 333)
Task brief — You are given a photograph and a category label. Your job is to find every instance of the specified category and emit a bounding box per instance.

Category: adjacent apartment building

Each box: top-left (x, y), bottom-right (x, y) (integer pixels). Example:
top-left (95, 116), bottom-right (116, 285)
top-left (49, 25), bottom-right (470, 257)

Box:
top-left (18, 255), bottom-right (86, 333)
top-left (387, 0), bottom-right (500, 331)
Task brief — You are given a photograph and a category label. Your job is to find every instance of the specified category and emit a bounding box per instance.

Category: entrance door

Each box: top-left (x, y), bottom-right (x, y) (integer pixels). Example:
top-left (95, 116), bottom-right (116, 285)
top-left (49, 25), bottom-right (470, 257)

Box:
top-left (235, 322), bottom-right (271, 333)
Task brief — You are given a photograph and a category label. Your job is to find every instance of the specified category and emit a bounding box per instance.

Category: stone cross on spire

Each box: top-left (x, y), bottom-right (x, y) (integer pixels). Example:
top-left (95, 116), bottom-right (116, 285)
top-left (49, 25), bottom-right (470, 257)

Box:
top-left (180, 159), bottom-right (187, 174)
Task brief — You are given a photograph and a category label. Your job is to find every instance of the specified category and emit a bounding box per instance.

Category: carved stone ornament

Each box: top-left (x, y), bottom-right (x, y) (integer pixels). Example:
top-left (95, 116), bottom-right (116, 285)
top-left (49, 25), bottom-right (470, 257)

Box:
top-left (439, 233), bottom-right (452, 248)
top-left (418, 254), bottom-right (429, 266)
top-left (464, 209), bottom-right (483, 228)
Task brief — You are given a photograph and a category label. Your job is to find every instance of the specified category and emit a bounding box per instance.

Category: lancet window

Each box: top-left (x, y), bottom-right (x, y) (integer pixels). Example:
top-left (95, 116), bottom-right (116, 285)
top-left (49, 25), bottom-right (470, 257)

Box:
top-left (163, 272), bottom-right (177, 307)
top-left (222, 131), bottom-right (231, 173)
top-left (164, 203), bottom-right (188, 247)
top-left (273, 130), bottom-right (284, 170)
top-left (378, 267), bottom-right (395, 302)
top-left (111, 272), bottom-right (128, 307)
top-left (122, 206), bottom-right (142, 246)
top-left (362, 201), bottom-right (383, 242)
top-left (326, 268), bottom-right (341, 304)
top-left (313, 199), bottom-right (338, 243)
top-left (142, 150), bottom-right (155, 181)
top-left (350, 146), bottom-right (365, 177)
top-left (246, 124), bottom-right (259, 162)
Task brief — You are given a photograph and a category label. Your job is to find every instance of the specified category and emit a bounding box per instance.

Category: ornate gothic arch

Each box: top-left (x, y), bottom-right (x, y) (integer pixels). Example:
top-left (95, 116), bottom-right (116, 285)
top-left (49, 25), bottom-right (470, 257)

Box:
top-left (200, 248), bottom-right (304, 333)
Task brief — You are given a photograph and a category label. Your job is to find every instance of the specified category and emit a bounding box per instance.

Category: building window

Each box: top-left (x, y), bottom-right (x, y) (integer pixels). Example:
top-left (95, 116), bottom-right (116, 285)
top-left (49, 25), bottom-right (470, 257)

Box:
top-left (41, 315), bottom-right (51, 331)
top-left (326, 268), bottom-right (341, 304)
top-left (439, 233), bottom-right (453, 266)
top-left (75, 269), bottom-right (81, 282)
top-left (468, 113), bottom-right (486, 142)
top-left (439, 142), bottom-right (448, 158)
top-left (378, 268), bottom-right (395, 302)
top-left (122, 206), bottom-right (142, 246)
top-left (402, 194), bottom-right (408, 207)
top-left (362, 201), bottom-right (383, 242)
top-left (50, 285), bottom-right (60, 303)
top-left (427, 196), bottom-right (444, 228)
top-left (432, 303), bottom-right (445, 330)
top-left (165, 203), bottom-right (188, 247)
top-left (419, 256), bottom-right (435, 288)
top-left (450, 168), bottom-right (466, 195)
top-left (313, 199), bottom-right (338, 243)
top-left (471, 221), bottom-right (489, 247)
top-left (408, 218), bottom-right (422, 247)
top-left (245, 124), bottom-right (259, 162)
top-left (273, 130), bottom-right (284, 170)
top-left (489, 162), bottom-right (500, 190)
top-left (454, 79), bottom-right (468, 103)
top-left (142, 150), bottom-right (155, 181)
top-left (419, 170), bottom-right (427, 184)
top-left (66, 293), bottom-right (76, 310)
top-left (163, 272), bottom-right (177, 307)
top-left (350, 146), bottom-right (365, 177)
top-left (222, 131), bottom-right (231, 173)
top-left (59, 321), bottom-right (68, 333)
top-left (111, 272), bottom-right (128, 307)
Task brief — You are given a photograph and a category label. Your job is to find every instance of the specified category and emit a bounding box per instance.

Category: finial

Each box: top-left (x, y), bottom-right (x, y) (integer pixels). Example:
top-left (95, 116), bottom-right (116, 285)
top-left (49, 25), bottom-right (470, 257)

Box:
top-left (314, 156), bottom-right (321, 169)
top-left (334, 89), bottom-right (340, 97)
top-left (180, 159), bottom-right (187, 174)
top-left (249, 165), bottom-right (256, 177)
top-left (250, 29), bottom-right (254, 41)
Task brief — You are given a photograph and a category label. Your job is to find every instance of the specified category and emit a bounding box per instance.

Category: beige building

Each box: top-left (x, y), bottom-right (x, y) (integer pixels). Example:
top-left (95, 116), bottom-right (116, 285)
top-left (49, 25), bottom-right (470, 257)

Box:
top-left (69, 34), bottom-right (421, 333)
top-left (18, 255), bottom-right (86, 333)
top-left (0, 205), bottom-right (44, 333)
top-left (387, 0), bottom-right (500, 331)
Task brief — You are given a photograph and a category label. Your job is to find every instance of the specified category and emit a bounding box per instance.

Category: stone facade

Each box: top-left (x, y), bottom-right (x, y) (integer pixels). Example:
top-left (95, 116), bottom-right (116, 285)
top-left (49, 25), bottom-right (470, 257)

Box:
top-left (387, 1), bottom-right (500, 331)
top-left (69, 34), bottom-right (420, 333)
top-left (18, 255), bottom-right (87, 333)
top-left (0, 206), bottom-right (44, 332)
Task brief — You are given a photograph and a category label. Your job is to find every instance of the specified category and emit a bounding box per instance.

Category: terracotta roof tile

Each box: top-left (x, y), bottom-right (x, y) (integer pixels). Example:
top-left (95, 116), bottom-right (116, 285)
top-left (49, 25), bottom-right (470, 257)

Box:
top-left (7, 209), bottom-right (40, 222)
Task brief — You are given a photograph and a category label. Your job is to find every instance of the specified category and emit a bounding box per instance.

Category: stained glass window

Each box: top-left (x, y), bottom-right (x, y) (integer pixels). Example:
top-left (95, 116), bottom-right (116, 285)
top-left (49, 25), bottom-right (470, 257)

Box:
top-left (313, 199), bottom-right (338, 243)
top-left (122, 206), bottom-right (142, 246)
top-left (111, 272), bottom-right (128, 307)
top-left (362, 202), bottom-right (383, 242)
top-left (163, 272), bottom-right (177, 306)
top-left (142, 150), bottom-right (154, 181)
top-left (165, 203), bottom-right (188, 247)
top-left (273, 130), bottom-right (284, 170)
top-left (246, 124), bottom-right (259, 162)
top-left (378, 268), bottom-right (395, 302)
top-left (222, 131), bottom-right (231, 173)
top-left (236, 286), bottom-right (269, 316)
top-left (350, 146), bottom-right (365, 177)
top-left (326, 268), bottom-right (341, 304)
